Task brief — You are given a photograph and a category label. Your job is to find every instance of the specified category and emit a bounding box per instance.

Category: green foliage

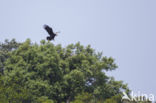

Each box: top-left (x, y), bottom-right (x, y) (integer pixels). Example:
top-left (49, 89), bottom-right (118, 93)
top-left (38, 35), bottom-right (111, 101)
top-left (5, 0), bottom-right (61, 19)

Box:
top-left (104, 95), bottom-right (122, 103)
top-left (37, 96), bottom-right (54, 103)
top-left (0, 39), bottom-right (129, 103)
top-left (0, 39), bottom-right (21, 74)
top-left (71, 92), bottom-right (94, 103)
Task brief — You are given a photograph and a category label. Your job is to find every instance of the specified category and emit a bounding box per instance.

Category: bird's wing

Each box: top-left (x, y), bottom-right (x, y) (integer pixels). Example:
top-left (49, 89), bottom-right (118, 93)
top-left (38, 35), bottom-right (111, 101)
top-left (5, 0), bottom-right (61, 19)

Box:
top-left (43, 25), bottom-right (53, 36)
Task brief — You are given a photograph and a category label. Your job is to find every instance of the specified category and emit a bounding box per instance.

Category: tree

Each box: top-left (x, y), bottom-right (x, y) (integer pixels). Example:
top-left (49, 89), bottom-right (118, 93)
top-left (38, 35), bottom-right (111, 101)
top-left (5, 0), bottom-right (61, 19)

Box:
top-left (2, 39), bottom-right (129, 103)
top-left (71, 92), bottom-right (94, 103)
top-left (0, 39), bottom-right (21, 74)
top-left (104, 95), bottom-right (122, 103)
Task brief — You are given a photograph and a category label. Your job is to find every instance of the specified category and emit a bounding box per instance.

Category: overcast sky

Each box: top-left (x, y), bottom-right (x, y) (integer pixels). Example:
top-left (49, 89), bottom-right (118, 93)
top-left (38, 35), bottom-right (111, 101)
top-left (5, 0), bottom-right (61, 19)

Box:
top-left (0, 0), bottom-right (156, 96)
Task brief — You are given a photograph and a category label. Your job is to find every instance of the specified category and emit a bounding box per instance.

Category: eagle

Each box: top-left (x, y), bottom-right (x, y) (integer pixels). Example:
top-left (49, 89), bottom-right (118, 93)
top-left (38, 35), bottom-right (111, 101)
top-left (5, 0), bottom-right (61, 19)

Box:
top-left (43, 24), bottom-right (60, 41)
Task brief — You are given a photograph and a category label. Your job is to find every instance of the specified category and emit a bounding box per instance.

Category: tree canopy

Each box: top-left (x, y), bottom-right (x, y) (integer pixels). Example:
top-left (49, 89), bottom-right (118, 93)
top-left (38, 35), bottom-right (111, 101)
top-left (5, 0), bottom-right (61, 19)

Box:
top-left (0, 39), bottom-right (151, 103)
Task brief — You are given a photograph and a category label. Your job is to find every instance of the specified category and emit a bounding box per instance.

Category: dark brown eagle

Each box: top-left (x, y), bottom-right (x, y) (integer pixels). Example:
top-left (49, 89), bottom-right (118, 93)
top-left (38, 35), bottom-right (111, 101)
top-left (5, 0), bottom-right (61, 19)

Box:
top-left (43, 24), bottom-right (60, 41)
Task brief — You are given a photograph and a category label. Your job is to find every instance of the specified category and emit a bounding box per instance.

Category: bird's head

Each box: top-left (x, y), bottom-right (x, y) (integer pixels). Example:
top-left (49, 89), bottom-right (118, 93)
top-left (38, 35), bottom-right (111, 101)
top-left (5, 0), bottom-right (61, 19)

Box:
top-left (55, 31), bottom-right (61, 36)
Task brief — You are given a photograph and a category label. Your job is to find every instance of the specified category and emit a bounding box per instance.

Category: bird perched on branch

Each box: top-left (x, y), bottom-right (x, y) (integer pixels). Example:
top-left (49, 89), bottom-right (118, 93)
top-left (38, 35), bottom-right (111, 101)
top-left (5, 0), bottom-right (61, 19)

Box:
top-left (43, 24), bottom-right (60, 41)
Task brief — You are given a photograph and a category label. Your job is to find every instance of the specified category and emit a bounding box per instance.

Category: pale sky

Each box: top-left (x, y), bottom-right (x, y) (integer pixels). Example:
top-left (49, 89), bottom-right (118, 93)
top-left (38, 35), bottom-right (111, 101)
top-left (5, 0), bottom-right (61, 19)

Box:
top-left (0, 0), bottom-right (156, 96)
